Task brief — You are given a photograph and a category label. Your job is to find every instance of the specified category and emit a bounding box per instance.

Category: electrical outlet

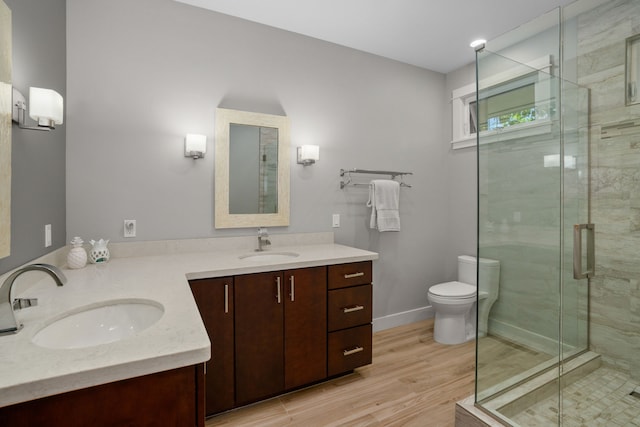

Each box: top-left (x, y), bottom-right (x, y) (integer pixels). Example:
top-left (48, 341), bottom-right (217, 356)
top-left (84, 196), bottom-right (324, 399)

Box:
top-left (45, 224), bottom-right (52, 247)
top-left (332, 214), bottom-right (340, 228)
top-left (124, 220), bottom-right (136, 238)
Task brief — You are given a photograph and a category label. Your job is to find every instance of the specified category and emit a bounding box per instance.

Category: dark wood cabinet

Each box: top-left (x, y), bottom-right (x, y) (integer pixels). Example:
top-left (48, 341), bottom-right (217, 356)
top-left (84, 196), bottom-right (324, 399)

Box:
top-left (234, 267), bottom-right (328, 404)
top-left (189, 261), bottom-right (372, 417)
top-left (0, 365), bottom-right (205, 427)
top-left (328, 284), bottom-right (372, 332)
top-left (189, 277), bottom-right (234, 415)
top-left (283, 267), bottom-right (327, 389)
top-left (327, 262), bottom-right (373, 377)
top-left (327, 261), bottom-right (372, 290)
top-left (234, 271), bottom-right (285, 405)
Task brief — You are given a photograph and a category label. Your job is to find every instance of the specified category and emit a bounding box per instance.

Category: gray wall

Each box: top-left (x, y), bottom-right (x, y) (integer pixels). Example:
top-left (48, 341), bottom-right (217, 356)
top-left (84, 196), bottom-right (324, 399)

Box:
top-left (0, 0), bottom-right (66, 274)
top-left (66, 0), bottom-right (451, 320)
top-left (445, 62), bottom-right (477, 278)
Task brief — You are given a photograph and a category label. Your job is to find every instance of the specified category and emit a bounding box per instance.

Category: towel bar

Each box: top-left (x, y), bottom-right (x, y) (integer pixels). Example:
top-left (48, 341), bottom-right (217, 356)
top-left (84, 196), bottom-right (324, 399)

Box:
top-left (340, 168), bottom-right (413, 189)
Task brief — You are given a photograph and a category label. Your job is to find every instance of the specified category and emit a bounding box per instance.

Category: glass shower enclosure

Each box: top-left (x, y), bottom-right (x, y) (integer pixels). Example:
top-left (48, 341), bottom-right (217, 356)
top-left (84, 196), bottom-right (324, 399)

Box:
top-left (473, 4), bottom-right (593, 424)
top-left (473, 0), bottom-right (640, 424)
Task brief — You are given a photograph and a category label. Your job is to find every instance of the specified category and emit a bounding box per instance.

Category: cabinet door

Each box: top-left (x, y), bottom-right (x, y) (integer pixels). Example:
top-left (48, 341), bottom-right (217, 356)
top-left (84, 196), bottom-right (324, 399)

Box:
top-left (0, 365), bottom-right (203, 427)
top-left (283, 267), bottom-right (327, 389)
top-left (189, 278), bottom-right (234, 416)
top-left (235, 272), bottom-right (284, 405)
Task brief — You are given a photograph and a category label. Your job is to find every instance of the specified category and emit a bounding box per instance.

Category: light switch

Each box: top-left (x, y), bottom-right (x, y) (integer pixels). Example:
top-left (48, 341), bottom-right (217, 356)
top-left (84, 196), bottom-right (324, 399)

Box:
top-left (332, 214), bottom-right (340, 228)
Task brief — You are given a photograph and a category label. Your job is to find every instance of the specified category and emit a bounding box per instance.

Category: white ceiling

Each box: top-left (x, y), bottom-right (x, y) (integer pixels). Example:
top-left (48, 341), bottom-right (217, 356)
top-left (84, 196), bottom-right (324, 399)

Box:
top-left (175, 0), bottom-right (575, 74)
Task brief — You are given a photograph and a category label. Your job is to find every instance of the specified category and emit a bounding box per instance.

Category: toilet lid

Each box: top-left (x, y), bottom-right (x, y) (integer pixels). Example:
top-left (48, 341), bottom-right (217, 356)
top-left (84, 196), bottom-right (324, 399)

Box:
top-left (429, 281), bottom-right (476, 298)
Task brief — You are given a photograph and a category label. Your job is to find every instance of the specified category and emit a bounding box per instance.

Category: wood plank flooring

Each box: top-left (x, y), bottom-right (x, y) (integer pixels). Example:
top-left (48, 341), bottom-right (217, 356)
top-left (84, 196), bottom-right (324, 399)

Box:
top-left (205, 319), bottom-right (475, 426)
top-left (477, 335), bottom-right (553, 393)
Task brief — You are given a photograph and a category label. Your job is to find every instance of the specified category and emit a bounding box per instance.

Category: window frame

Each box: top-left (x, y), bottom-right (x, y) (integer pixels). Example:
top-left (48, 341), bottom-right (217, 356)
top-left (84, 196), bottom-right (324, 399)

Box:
top-left (451, 55), bottom-right (552, 150)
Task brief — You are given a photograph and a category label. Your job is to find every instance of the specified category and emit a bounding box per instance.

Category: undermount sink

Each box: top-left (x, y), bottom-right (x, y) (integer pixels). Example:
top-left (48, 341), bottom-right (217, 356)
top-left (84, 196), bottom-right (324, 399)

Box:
top-left (32, 299), bottom-right (164, 350)
top-left (239, 252), bottom-right (299, 262)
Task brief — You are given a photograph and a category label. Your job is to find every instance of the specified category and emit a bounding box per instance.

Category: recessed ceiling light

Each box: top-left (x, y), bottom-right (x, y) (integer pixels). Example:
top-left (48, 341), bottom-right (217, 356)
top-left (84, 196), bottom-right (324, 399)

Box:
top-left (470, 39), bottom-right (487, 48)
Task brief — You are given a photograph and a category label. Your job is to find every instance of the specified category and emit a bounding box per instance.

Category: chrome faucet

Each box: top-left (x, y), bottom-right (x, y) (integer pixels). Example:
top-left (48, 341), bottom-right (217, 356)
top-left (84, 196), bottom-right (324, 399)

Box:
top-left (256, 227), bottom-right (271, 252)
top-left (0, 263), bottom-right (66, 335)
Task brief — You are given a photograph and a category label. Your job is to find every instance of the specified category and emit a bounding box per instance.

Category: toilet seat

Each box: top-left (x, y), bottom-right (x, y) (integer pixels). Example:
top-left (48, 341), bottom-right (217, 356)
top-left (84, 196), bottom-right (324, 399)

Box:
top-left (428, 281), bottom-right (476, 299)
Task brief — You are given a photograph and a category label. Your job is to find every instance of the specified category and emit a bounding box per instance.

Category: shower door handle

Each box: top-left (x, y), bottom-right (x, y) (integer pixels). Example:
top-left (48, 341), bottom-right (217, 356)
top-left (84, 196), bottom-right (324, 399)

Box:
top-left (573, 223), bottom-right (595, 279)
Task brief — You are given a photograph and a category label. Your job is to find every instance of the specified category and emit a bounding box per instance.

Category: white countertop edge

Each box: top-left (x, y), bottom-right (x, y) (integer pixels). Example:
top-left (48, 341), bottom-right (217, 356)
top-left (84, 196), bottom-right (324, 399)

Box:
top-left (1, 346), bottom-right (210, 408)
top-left (186, 253), bottom-right (377, 280)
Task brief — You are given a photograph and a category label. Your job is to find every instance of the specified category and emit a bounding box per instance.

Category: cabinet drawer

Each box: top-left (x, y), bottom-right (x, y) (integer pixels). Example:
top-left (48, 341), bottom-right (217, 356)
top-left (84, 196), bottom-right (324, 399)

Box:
top-left (328, 324), bottom-right (372, 376)
top-left (328, 262), bottom-right (372, 290)
top-left (328, 285), bottom-right (372, 332)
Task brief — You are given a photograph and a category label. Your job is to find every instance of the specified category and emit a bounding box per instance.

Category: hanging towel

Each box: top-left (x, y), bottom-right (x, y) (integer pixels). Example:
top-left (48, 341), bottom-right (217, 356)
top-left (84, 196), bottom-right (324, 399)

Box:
top-left (367, 179), bottom-right (400, 232)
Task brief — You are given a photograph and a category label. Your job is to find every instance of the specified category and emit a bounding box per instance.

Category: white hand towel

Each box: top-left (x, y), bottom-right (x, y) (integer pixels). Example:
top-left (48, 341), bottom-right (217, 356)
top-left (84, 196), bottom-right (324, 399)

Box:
top-left (366, 179), bottom-right (400, 232)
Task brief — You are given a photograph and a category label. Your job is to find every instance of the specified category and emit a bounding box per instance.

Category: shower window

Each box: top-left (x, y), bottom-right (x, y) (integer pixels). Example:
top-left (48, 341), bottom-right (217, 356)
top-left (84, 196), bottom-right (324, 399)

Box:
top-left (475, 79), bottom-right (537, 131)
top-left (451, 55), bottom-right (553, 149)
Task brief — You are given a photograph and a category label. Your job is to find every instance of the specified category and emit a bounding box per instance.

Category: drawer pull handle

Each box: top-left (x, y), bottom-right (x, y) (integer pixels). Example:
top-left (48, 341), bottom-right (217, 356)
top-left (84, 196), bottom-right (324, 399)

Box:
top-left (276, 276), bottom-right (282, 304)
top-left (343, 346), bottom-right (364, 356)
top-left (343, 305), bottom-right (365, 313)
top-left (344, 272), bottom-right (365, 279)
top-left (224, 284), bottom-right (229, 314)
top-left (289, 275), bottom-right (295, 302)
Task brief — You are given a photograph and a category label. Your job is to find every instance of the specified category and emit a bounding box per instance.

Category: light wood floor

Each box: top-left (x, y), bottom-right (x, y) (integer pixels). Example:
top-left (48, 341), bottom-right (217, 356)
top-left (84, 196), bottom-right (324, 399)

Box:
top-left (205, 319), bottom-right (475, 426)
top-left (477, 335), bottom-right (553, 393)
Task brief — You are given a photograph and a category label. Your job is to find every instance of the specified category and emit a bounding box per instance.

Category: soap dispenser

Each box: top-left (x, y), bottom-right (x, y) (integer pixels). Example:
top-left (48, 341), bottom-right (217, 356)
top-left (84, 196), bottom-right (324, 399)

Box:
top-left (67, 236), bottom-right (88, 269)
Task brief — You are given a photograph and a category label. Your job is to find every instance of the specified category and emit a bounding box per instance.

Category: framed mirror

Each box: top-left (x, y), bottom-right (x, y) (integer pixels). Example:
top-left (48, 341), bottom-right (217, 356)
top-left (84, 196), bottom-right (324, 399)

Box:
top-left (0, 0), bottom-right (11, 259)
top-left (214, 108), bottom-right (290, 228)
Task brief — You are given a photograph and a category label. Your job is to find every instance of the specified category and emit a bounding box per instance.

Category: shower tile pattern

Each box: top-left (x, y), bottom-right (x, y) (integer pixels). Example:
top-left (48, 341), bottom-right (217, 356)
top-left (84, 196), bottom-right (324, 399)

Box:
top-left (511, 367), bottom-right (640, 426)
top-left (576, 0), bottom-right (640, 383)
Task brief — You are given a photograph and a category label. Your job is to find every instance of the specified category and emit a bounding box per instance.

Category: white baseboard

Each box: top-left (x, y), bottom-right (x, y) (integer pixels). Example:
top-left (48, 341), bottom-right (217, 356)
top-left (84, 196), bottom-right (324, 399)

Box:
top-left (489, 318), bottom-right (574, 355)
top-left (373, 306), bottom-right (434, 332)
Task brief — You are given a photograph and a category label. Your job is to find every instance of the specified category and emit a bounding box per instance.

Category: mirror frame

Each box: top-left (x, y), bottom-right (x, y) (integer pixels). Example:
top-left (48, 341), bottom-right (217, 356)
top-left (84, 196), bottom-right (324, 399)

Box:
top-left (0, 0), bottom-right (11, 259)
top-left (214, 107), bottom-right (290, 229)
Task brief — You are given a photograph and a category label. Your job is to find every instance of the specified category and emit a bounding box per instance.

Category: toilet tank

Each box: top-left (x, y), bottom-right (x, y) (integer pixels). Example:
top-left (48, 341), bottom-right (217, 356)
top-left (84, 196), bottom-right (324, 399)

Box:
top-left (457, 255), bottom-right (500, 292)
top-left (457, 255), bottom-right (478, 285)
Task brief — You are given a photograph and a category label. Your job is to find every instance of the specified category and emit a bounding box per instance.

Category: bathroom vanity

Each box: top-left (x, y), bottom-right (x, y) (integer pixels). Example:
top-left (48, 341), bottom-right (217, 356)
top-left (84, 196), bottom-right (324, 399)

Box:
top-left (0, 235), bottom-right (377, 425)
top-left (190, 260), bottom-right (373, 415)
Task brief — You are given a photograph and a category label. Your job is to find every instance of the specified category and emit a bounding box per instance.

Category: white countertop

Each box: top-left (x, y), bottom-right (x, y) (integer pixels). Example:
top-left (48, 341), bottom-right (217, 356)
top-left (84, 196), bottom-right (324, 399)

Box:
top-left (0, 239), bottom-right (377, 408)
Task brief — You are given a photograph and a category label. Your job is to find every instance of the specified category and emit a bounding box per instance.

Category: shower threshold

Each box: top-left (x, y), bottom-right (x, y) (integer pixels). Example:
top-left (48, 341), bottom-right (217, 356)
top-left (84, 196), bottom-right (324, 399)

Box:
top-left (456, 351), bottom-right (601, 426)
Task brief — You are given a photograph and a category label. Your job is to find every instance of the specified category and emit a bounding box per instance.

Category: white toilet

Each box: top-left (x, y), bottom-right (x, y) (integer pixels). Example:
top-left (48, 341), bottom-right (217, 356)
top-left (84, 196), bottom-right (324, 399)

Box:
top-left (427, 256), bottom-right (500, 345)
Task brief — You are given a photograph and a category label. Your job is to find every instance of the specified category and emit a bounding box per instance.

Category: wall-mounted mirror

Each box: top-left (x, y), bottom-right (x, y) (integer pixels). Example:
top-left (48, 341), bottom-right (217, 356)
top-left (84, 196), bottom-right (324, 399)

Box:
top-left (214, 108), bottom-right (290, 228)
top-left (0, 0), bottom-right (11, 259)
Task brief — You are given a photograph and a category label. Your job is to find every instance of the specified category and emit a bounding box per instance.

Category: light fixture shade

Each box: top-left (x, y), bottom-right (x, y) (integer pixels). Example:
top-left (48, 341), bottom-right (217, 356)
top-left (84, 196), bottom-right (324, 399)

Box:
top-left (185, 133), bottom-right (207, 158)
top-left (29, 87), bottom-right (63, 126)
top-left (297, 144), bottom-right (319, 165)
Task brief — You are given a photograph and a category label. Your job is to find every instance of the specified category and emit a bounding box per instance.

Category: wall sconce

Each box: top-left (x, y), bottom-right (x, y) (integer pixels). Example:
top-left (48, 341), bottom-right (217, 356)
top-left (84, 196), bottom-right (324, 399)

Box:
top-left (297, 145), bottom-right (319, 166)
top-left (185, 133), bottom-right (207, 159)
top-left (12, 87), bottom-right (63, 131)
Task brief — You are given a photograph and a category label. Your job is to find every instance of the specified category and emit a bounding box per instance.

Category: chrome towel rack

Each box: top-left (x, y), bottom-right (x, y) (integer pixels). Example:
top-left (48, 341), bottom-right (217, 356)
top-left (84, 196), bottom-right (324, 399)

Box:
top-left (340, 168), bottom-right (413, 189)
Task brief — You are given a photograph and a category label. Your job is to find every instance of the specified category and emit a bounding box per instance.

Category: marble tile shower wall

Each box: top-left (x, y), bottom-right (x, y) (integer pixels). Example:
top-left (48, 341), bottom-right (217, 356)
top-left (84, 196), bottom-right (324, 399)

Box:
top-left (478, 78), bottom-right (590, 358)
top-left (577, 0), bottom-right (640, 382)
top-left (480, 134), bottom-right (563, 351)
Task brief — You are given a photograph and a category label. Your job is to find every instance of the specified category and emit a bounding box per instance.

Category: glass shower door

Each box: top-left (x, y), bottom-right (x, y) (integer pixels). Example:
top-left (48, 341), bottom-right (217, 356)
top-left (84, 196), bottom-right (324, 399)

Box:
top-left (474, 48), bottom-right (590, 426)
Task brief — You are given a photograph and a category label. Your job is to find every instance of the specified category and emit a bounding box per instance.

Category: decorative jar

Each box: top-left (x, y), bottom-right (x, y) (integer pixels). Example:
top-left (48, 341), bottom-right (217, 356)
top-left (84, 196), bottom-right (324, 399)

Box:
top-left (67, 236), bottom-right (87, 269)
top-left (89, 238), bottom-right (110, 263)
